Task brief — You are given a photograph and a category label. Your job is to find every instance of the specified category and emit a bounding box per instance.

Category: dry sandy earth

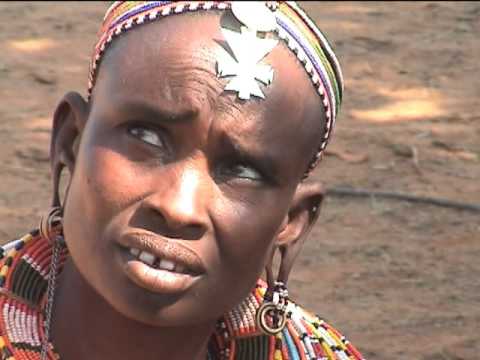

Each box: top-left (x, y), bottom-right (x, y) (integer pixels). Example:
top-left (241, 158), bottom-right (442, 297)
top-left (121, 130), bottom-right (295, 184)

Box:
top-left (0, 2), bottom-right (479, 359)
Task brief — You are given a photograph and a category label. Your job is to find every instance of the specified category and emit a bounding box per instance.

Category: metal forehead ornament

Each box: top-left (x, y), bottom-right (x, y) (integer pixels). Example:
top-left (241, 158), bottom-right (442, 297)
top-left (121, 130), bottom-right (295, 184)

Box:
top-left (216, 2), bottom-right (279, 100)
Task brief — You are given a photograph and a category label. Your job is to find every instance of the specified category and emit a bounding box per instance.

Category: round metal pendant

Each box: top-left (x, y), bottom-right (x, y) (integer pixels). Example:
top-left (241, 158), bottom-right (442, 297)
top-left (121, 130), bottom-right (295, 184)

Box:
top-left (256, 302), bottom-right (288, 335)
top-left (231, 1), bottom-right (277, 32)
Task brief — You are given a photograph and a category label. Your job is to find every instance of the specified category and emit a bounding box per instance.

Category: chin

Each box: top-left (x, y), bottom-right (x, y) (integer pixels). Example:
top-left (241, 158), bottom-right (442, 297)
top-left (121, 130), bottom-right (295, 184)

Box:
top-left (126, 298), bottom-right (213, 326)
top-left (103, 280), bottom-right (226, 327)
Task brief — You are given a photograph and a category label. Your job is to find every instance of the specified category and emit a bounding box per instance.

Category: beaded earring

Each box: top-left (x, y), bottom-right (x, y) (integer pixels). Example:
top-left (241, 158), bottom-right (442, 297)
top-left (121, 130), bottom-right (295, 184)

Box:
top-left (255, 246), bottom-right (292, 336)
top-left (256, 280), bottom-right (289, 335)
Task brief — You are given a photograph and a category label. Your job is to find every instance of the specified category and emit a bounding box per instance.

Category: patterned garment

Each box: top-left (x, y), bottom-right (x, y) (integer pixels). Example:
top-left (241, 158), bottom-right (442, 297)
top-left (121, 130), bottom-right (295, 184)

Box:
top-left (0, 230), bottom-right (364, 360)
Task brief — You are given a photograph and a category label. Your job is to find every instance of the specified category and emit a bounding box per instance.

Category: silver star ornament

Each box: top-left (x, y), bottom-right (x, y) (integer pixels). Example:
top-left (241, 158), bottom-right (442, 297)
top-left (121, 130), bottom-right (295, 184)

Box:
top-left (217, 27), bottom-right (278, 100)
top-left (216, 1), bottom-right (279, 101)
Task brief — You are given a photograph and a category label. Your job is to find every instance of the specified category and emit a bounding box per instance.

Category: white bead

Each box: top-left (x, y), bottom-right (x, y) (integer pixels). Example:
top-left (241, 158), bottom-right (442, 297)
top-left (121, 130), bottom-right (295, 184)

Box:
top-left (203, 2), bottom-right (213, 10)
top-left (174, 4), bottom-right (185, 13)
top-left (277, 28), bottom-right (287, 39)
top-left (306, 62), bottom-right (314, 74)
top-left (297, 50), bottom-right (306, 63)
top-left (318, 83), bottom-right (325, 95)
top-left (148, 10), bottom-right (158, 20)
top-left (161, 7), bottom-right (171, 16)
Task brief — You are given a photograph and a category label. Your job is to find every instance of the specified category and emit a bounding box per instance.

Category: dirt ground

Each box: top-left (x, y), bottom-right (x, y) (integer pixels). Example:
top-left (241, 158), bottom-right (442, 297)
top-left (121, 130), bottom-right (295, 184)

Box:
top-left (0, 2), bottom-right (479, 359)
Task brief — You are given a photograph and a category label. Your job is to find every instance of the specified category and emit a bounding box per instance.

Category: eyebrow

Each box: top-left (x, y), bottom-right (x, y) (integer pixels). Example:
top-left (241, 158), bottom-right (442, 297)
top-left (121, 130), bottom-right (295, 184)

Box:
top-left (116, 99), bottom-right (199, 124)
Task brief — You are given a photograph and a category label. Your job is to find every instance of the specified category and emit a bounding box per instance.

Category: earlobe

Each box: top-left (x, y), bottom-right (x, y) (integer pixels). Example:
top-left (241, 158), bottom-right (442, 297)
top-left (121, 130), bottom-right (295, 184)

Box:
top-left (50, 92), bottom-right (89, 207)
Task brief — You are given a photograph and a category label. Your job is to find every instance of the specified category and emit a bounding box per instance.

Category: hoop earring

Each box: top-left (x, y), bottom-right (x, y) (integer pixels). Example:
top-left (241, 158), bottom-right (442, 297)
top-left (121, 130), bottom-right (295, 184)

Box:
top-left (39, 206), bottom-right (64, 244)
top-left (256, 280), bottom-right (289, 335)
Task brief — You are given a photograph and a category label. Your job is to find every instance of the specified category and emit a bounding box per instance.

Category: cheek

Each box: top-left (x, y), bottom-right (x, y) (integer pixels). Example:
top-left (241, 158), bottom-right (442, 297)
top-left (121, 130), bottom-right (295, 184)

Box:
top-left (88, 147), bottom-right (140, 211)
top-left (68, 141), bottom-right (147, 230)
top-left (212, 192), bottom-right (289, 276)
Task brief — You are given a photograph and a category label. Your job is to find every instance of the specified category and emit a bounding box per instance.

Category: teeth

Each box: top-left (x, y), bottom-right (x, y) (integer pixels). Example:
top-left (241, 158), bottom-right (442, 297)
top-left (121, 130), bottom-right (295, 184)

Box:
top-left (138, 251), bottom-right (156, 266)
top-left (175, 264), bottom-right (185, 274)
top-left (158, 259), bottom-right (175, 271)
top-left (130, 248), bottom-right (140, 257)
top-left (130, 248), bottom-right (187, 273)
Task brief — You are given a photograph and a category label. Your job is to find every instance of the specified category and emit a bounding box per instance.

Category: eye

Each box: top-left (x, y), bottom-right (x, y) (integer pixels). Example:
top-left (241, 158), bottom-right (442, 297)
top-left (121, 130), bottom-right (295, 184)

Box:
top-left (221, 163), bottom-right (263, 182)
top-left (128, 126), bottom-right (164, 148)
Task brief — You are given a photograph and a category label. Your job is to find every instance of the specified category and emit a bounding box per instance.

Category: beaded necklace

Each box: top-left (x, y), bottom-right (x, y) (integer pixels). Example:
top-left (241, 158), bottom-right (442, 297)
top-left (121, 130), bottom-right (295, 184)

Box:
top-left (0, 230), bottom-right (364, 360)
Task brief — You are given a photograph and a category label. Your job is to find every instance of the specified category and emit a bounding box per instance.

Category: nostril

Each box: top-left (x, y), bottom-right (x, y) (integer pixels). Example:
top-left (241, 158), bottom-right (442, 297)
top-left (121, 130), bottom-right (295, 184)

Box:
top-left (129, 205), bottom-right (207, 241)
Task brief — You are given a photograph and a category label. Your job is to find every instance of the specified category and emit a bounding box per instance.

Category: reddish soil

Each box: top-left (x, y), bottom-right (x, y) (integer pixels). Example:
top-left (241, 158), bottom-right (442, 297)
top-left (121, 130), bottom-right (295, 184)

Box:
top-left (0, 2), bottom-right (478, 359)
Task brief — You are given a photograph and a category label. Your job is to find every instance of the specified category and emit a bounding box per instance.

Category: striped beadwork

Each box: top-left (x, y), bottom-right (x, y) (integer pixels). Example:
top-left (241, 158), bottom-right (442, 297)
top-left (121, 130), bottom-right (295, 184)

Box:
top-left (0, 231), bottom-right (364, 359)
top-left (0, 230), bottom-right (65, 360)
top-left (86, 1), bottom-right (345, 177)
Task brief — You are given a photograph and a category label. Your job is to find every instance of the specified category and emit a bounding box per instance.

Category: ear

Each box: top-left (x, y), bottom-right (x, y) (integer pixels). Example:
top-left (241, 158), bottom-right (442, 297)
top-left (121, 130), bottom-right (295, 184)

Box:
top-left (50, 91), bottom-right (89, 207)
top-left (275, 180), bottom-right (324, 283)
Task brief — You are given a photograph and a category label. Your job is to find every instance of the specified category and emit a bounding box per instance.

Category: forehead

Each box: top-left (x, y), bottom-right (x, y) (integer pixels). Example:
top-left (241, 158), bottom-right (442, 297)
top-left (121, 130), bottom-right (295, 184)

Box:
top-left (92, 12), bottom-right (324, 177)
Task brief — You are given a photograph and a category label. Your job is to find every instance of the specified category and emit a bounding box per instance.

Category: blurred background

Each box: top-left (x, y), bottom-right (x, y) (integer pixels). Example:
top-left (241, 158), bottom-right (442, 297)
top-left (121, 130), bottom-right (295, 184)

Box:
top-left (0, 2), bottom-right (478, 359)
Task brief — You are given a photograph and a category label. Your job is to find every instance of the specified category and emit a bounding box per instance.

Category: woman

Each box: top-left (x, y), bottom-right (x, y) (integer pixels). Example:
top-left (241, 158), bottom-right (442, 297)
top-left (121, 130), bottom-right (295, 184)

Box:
top-left (0, 2), bottom-right (364, 359)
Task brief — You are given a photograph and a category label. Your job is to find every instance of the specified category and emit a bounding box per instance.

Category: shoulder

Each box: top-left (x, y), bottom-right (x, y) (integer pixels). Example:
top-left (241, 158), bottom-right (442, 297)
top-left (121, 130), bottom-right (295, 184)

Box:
top-left (222, 280), bottom-right (365, 360)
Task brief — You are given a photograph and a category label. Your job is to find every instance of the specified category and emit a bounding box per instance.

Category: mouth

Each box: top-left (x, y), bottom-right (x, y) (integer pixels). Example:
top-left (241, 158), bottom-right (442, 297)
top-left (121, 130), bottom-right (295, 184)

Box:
top-left (117, 231), bottom-right (206, 294)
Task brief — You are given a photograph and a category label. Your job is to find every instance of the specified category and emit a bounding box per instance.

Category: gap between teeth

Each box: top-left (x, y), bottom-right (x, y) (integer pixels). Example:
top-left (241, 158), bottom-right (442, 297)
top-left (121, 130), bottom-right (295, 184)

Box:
top-left (130, 248), bottom-right (186, 273)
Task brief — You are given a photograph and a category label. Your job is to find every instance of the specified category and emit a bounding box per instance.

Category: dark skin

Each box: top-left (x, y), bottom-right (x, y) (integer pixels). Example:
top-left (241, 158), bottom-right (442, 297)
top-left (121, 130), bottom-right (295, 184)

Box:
top-left (49, 13), bottom-right (326, 360)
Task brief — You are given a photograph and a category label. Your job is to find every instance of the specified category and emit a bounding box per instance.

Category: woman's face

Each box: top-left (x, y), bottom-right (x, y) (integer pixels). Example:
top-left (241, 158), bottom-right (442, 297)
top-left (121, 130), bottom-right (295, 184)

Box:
top-left (62, 13), bottom-right (324, 326)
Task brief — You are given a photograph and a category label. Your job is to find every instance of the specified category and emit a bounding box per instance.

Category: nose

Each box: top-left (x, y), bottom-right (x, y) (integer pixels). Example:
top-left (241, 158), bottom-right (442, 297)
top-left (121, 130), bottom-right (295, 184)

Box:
top-left (142, 163), bottom-right (210, 240)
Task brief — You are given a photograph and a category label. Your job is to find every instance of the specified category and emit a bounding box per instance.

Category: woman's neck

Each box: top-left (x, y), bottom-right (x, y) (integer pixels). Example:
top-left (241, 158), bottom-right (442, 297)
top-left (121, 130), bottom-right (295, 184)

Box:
top-left (51, 258), bottom-right (214, 360)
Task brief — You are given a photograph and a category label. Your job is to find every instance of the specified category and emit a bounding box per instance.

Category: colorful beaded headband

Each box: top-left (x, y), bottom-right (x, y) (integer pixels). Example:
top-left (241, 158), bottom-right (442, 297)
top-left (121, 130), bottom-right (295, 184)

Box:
top-left (88, 1), bottom-right (344, 175)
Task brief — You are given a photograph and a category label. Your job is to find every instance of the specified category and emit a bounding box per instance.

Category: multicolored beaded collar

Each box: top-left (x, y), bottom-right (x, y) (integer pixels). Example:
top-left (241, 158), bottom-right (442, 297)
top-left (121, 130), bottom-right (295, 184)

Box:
top-left (0, 230), bottom-right (364, 360)
top-left (87, 1), bottom-right (345, 175)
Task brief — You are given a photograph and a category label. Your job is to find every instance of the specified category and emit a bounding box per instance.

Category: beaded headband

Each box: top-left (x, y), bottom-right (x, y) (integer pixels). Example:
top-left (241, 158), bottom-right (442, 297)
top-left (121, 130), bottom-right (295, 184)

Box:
top-left (88, 1), bottom-right (344, 175)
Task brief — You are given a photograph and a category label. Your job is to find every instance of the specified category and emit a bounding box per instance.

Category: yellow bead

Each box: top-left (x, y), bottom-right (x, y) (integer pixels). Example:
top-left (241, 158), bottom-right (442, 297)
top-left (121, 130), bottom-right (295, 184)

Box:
top-left (322, 343), bottom-right (335, 359)
top-left (274, 349), bottom-right (283, 360)
top-left (0, 336), bottom-right (5, 347)
top-left (0, 266), bottom-right (9, 277)
top-left (327, 329), bottom-right (346, 350)
top-left (20, 234), bottom-right (32, 243)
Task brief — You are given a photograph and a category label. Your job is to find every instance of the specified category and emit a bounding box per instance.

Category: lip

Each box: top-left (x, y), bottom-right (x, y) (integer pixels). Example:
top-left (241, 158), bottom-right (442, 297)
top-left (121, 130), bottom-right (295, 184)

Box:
top-left (117, 231), bottom-right (206, 294)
